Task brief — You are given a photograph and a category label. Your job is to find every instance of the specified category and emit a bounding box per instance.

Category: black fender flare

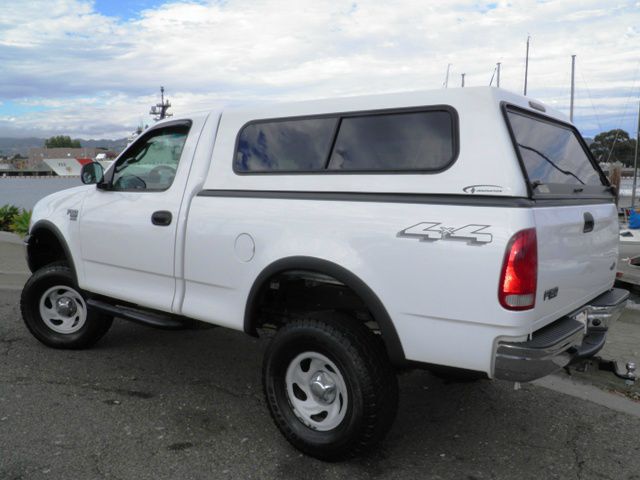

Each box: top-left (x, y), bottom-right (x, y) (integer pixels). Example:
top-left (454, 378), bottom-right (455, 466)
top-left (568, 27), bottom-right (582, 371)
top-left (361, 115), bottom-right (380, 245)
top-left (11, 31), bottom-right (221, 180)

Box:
top-left (244, 256), bottom-right (406, 366)
top-left (27, 220), bottom-right (77, 281)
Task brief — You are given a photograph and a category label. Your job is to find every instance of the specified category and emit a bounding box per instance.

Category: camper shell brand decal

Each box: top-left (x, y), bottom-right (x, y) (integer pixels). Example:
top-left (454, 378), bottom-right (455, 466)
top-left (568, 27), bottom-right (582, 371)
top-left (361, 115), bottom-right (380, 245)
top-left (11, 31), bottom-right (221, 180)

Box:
top-left (463, 185), bottom-right (504, 194)
top-left (398, 222), bottom-right (493, 244)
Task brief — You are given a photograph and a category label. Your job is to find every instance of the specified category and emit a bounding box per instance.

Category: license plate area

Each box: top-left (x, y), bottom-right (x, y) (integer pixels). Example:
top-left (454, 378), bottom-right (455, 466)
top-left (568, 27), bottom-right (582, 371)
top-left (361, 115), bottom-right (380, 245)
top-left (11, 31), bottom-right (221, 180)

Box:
top-left (571, 309), bottom-right (588, 333)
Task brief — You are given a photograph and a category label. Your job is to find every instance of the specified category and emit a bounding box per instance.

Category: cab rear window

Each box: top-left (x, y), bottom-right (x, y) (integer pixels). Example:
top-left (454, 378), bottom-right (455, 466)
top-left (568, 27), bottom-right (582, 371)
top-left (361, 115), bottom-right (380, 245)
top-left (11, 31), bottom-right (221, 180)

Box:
top-left (505, 108), bottom-right (605, 193)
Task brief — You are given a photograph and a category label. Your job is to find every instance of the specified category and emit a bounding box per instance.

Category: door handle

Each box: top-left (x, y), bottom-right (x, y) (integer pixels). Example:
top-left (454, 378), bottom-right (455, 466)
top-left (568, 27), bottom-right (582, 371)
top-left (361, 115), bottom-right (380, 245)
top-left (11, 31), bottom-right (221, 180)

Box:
top-left (151, 210), bottom-right (172, 226)
top-left (583, 212), bottom-right (594, 233)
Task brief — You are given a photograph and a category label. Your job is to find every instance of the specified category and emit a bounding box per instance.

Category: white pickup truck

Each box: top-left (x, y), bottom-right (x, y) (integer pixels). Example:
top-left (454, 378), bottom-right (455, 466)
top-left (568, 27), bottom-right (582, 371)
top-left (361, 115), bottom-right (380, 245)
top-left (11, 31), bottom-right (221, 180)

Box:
top-left (21, 87), bottom-right (628, 460)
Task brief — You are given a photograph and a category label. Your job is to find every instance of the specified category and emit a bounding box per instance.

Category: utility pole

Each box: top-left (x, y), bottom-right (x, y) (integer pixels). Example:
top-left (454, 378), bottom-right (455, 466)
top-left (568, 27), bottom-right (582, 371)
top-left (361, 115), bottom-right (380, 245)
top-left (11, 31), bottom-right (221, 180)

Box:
top-left (570, 55), bottom-right (576, 123)
top-left (461, 73), bottom-right (466, 88)
top-left (150, 86), bottom-right (172, 121)
top-left (444, 63), bottom-right (451, 88)
top-left (496, 62), bottom-right (501, 88)
top-left (632, 101), bottom-right (640, 208)
top-left (524, 35), bottom-right (530, 95)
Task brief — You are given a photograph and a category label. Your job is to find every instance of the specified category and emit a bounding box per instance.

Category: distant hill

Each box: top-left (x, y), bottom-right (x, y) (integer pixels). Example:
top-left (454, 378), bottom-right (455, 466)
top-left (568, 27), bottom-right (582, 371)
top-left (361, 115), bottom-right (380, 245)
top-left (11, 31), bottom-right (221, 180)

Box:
top-left (0, 137), bottom-right (45, 156)
top-left (80, 138), bottom-right (129, 152)
top-left (0, 137), bottom-right (128, 157)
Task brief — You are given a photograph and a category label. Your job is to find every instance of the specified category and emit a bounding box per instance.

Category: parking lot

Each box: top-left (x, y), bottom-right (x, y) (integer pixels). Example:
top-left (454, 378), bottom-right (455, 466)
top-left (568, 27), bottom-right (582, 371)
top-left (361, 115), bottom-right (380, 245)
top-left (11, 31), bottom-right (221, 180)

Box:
top-left (1, 289), bottom-right (640, 480)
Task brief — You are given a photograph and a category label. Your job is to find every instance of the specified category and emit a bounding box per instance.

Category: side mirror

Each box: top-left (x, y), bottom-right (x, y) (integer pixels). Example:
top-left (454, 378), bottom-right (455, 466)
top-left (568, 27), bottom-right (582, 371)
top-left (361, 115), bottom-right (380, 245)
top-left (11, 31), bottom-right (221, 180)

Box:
top-left (81, 162), bottom-right (104, 185)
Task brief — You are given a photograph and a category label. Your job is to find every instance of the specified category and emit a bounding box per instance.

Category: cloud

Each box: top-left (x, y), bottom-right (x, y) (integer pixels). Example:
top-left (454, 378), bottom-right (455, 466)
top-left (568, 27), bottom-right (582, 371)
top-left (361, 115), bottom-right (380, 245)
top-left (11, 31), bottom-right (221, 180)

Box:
top-left (0, 0), bottom-right (639, 138)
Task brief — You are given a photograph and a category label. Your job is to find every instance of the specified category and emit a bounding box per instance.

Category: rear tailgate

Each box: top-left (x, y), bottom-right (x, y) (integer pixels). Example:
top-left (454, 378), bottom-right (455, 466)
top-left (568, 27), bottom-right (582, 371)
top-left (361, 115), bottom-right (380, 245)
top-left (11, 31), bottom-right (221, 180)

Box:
top-left (534, 203), bottom-right (618, 325)
top-left (504, 105), bottom-right (617, 328)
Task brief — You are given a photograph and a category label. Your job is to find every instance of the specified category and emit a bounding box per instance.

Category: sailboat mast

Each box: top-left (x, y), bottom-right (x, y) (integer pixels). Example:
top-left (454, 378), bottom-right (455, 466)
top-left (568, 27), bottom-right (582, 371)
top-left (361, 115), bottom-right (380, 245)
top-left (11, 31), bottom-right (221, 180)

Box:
top-left (444, 64), bottom-right (451, 88)
top-left (524, 36), bottom-right (530, 95)
top-left (496, 62), bottom-right (501, 88)
top-left (632, 101), bottom-right (640, 208)
top-left (149, 86), bottom-right (172, 121)
top-left (570, 55), bottom-right (576, 123)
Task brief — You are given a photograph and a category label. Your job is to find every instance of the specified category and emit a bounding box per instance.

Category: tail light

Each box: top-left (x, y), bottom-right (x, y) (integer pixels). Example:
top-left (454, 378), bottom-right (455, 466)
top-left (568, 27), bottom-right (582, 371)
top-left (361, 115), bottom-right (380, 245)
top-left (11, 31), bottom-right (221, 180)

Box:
top-left (499, 228), bottom-right (537, 310)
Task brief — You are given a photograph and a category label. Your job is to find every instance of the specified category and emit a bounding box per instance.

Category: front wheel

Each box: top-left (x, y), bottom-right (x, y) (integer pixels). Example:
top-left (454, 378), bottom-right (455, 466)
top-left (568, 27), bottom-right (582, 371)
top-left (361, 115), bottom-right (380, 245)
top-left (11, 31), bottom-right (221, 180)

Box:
top-left (262, 312), bottom-right (398, 461)
top-left (20, 263), bottom-right (113, 349)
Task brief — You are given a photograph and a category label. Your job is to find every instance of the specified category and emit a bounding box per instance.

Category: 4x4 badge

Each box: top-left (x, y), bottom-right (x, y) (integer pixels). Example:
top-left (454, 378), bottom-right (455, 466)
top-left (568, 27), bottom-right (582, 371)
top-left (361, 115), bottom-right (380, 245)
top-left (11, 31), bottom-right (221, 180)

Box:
top-left (398, 222), bottom-right (492, 244)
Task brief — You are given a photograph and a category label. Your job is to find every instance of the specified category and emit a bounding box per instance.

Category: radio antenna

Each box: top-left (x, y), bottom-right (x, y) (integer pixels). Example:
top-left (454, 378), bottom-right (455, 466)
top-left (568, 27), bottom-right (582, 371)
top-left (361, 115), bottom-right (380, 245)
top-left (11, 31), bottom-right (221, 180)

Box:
top-left (149, 86), bottom-right (172, 121)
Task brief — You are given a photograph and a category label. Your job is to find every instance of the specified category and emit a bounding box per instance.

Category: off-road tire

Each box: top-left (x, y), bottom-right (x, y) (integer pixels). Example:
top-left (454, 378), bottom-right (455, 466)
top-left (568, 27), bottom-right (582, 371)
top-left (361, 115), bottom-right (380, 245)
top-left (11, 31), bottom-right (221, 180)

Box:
top-left (263, 312), bottom-right (398, 461)
top-left (20, 263), bottom-right (113, 349)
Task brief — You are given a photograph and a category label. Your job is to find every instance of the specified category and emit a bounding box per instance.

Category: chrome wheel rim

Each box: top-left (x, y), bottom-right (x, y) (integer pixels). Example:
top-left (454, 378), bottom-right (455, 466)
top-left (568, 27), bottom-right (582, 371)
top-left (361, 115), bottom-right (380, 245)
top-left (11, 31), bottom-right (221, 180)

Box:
top-left (39, 285), bottom-right (87, 334)
top-left (285, 351), bottom-right (348, 431)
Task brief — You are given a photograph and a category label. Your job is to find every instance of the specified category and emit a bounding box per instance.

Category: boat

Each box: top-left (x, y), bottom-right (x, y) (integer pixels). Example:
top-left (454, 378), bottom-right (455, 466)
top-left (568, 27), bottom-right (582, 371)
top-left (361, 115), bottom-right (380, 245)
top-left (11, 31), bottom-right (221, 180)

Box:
top-left (43, 155), bottom-right (114, 176)
top-left (618, 228), bottom-right (640, 286)
top-left (615, 97), bottom-right (640, 285)
top-left (43, 157), bottom-right (92, 176)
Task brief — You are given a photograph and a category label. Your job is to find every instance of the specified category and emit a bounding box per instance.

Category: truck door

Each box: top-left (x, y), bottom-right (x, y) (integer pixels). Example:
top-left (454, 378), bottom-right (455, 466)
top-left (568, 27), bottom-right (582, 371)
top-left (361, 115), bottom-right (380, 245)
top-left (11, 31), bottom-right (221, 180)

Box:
top-left (78, 120), bottom-right (196, 311)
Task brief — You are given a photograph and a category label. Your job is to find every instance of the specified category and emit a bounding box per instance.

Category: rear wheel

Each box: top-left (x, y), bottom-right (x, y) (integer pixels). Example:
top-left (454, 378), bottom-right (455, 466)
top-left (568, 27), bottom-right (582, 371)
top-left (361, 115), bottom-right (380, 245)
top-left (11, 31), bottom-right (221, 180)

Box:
top-left (263, 312), bottom-right (398, 461)
top-left (20, 264), bottom-right (113, 349)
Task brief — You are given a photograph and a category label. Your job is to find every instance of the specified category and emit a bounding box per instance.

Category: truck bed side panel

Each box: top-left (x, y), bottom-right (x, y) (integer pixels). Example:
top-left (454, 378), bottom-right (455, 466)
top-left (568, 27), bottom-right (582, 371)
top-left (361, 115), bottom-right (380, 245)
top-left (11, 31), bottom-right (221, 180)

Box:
top-left (182, 196), bottom-right (535, 374)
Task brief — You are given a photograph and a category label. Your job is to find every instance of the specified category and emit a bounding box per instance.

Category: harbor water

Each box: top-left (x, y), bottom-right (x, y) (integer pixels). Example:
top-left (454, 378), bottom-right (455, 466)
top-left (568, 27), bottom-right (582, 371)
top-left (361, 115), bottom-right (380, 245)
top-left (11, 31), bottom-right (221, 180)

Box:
top-left (0, 177), bottom-right (82, 210)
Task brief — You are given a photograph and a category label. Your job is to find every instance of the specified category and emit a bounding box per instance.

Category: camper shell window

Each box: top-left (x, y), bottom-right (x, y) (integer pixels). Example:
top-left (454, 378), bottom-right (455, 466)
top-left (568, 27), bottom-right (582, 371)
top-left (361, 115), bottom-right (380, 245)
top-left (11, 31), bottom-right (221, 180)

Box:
top-left (234, 107), bottom-right (458, 174)
top-left (503, 105), bottom-right (610, 197)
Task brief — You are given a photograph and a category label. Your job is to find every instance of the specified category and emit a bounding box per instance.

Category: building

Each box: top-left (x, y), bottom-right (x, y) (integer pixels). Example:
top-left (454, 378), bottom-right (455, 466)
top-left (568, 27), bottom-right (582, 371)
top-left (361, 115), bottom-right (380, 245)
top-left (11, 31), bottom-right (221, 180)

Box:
top-left (28, 147), bottom-right (99, 176)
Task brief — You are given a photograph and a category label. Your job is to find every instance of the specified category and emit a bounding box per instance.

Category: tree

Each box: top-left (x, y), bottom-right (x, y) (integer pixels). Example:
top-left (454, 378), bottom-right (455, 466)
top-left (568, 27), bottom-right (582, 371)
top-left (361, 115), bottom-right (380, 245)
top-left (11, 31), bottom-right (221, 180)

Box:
top-left (589, 129), bottom-right (636, 166)
top-left (44, 135), bottom-right (81, 148)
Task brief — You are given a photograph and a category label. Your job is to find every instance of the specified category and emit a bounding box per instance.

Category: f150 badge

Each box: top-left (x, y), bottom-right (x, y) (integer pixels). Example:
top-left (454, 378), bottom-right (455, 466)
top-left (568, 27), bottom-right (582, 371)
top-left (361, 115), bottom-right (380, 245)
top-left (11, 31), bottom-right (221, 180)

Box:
top-left (398, 222), bottom-right (492, 245)
top-left (67, 209), bottom-right (78, 221)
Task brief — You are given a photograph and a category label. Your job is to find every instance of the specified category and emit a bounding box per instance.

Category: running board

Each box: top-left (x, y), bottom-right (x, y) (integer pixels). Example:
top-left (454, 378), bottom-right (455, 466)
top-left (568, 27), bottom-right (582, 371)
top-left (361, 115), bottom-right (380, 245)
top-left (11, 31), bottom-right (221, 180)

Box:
top-left (86, 299), bottom-right (186, 330)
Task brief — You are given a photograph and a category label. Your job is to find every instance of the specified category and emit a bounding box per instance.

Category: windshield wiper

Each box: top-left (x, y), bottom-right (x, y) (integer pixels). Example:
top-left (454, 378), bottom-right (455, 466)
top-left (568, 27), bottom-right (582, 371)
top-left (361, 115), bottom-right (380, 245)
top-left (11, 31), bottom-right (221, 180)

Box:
top-left (517, 143), bottom-right (585, 185)
top-left (530, 180), bottom-right (543, 190)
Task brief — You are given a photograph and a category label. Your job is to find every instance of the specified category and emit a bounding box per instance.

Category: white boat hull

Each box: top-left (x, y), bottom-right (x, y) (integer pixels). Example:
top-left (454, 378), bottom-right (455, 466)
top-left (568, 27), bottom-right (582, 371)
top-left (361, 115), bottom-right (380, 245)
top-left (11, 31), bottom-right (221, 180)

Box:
top-left (44, 158), bottom-right (113, 176)
top-left (617, 228), bottom-right (640, 285)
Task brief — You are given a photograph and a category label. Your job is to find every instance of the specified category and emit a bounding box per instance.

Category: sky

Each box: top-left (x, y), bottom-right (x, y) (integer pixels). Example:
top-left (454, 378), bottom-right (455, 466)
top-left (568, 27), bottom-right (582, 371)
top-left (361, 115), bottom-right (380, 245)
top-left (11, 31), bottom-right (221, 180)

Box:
top-left (0, 0), bottom-right (639, 140)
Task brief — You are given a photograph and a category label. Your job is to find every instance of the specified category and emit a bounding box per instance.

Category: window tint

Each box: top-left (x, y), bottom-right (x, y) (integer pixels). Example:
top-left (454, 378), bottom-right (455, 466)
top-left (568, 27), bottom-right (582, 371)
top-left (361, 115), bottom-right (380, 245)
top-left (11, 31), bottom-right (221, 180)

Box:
top-left (234, 109), bottom-right (457, 173)
top-left (235, 118), bottom-right (338, 172)
top-left (111, 125), bottom-right (189, 191)
top-left (328, 111), bottom-right (453, 171)
top-left (507, 110), bottom-right (603, 187)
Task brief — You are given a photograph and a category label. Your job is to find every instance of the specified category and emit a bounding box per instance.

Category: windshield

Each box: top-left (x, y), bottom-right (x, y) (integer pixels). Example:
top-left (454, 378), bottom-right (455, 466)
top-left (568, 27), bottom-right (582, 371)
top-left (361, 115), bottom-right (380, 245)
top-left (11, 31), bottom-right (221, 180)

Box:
top-left (506, 109), bottom-right (604, 191)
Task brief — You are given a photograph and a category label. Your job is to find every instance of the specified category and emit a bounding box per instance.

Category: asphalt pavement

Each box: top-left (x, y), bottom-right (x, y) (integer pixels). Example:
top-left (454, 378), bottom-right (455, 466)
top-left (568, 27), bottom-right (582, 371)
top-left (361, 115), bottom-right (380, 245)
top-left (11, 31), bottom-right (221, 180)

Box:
top-left (2, 235), bottom-right (640, 479)
top-left (0, 232), bottom-right (28, 290)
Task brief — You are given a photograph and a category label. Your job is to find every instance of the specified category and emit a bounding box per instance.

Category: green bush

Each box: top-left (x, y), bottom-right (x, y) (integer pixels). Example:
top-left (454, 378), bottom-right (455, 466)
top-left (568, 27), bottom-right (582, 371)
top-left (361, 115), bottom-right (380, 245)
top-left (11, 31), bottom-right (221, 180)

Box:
top-left (0, 204), bottom-right (19, 231)
top-left (10, 209), bottom-right (32, 237)
top-left (0, 204), bottom-right (31, 237)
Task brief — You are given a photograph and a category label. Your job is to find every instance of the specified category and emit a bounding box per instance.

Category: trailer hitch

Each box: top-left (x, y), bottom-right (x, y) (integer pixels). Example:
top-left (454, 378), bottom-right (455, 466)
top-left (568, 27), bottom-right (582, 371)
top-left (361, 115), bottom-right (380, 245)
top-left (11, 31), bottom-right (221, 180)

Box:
top-left (568, 358), bottom-right (637, 385)
top-left (598, 359), bottom-right (637, 385)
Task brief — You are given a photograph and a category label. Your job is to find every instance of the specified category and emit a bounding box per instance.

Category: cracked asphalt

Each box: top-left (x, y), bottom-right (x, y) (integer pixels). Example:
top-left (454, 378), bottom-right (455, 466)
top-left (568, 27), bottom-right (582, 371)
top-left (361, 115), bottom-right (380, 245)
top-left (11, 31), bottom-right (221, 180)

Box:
top-left (1, 289), bottom-right (640, 480)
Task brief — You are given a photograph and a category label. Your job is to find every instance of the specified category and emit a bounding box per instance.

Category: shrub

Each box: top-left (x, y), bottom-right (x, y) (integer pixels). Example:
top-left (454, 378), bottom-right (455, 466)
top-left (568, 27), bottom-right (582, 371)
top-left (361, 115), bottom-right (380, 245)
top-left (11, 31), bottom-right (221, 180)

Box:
top-left (10, 209), bottom-right (32, 237)
top-left (0, 204), bottom-right (19, 231)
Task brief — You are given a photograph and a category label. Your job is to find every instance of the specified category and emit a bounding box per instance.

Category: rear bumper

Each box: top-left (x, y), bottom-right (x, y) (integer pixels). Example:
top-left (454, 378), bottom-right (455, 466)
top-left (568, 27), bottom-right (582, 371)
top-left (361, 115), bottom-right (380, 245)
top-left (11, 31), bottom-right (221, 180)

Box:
top-left (494, 288), bottom-right (629, 382)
